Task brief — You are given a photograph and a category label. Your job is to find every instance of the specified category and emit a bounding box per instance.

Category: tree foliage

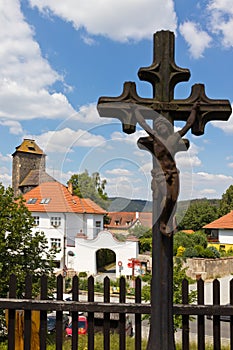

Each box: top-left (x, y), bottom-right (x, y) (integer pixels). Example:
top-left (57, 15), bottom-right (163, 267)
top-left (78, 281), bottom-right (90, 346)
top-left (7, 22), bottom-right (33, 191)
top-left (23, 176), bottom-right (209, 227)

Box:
top-left (129, 225), bottom-right (152, 238)
top-left (178, 200), bottom-right (218, 231)
top-left (68, 170), bottom-right (108, 209)
top-left (0, 184), bottom-right (56, 297)
top-left (218, 185), bottom-right (233, 216)
top-left (173, 231), bottom-right (220, 258)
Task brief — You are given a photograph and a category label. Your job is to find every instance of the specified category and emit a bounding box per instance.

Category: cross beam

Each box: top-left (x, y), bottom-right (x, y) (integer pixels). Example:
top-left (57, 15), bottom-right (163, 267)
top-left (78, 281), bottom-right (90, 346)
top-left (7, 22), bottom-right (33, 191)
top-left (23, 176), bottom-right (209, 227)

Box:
top-left (97, 30), bottom-right (232, 350)
top-left (98, 81), bottom-right (231, 135)
top-left (98, 31), bottom-right (231, 135)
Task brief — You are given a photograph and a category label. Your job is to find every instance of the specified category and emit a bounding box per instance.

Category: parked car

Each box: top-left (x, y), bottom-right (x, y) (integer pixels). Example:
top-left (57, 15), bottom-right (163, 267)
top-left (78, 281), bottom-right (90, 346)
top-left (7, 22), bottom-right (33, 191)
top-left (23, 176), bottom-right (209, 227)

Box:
top-left (94, 314), bottom-right (133, 337)
top-left (65, 315), bottom-right (88, 336)
top-left (47, 313), bottom-right (70, 333)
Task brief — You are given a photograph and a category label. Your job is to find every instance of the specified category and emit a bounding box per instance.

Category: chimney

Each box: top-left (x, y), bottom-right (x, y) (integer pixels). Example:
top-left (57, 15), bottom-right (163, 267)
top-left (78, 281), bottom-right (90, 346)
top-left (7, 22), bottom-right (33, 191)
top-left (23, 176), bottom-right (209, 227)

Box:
top-left (68, 181), bottom-right (73, 194)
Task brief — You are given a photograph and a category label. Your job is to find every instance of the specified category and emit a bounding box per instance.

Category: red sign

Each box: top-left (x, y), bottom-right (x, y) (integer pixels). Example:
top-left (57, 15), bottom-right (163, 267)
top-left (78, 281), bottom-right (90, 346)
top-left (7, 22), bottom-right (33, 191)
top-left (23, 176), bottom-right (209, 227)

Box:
top-left (118, 261), bottom-right (122, 267)
top-left (127, 263), bottom-right (132, 268)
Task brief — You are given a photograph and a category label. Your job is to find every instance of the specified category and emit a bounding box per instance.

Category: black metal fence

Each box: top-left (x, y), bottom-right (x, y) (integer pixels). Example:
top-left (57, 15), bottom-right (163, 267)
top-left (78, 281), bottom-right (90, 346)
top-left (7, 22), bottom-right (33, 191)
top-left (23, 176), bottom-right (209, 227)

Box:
top-left (1, 274), bottom-right (233, 349)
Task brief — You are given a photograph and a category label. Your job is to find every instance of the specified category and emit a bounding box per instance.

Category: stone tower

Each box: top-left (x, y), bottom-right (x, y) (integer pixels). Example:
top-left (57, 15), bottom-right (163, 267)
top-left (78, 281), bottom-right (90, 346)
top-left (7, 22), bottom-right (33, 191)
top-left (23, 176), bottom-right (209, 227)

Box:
top-left (12, 139), bottom-right (55, 196)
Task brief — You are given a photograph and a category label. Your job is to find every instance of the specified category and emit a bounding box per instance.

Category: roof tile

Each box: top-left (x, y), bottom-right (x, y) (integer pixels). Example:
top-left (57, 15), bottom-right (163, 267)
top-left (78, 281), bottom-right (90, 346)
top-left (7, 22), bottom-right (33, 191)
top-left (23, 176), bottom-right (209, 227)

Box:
top-left (23, 181), bottom-right (106, 214)
top-left (203, 211), bottom-right (233, 229)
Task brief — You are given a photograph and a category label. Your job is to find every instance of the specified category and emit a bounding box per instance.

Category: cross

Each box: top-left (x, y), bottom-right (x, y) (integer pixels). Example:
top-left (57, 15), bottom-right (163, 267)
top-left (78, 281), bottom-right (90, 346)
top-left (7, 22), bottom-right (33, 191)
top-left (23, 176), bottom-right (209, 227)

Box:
top-left (98, 31), bottom-right (231, 136)
top-left (97, 30), bottom-right (232, 350)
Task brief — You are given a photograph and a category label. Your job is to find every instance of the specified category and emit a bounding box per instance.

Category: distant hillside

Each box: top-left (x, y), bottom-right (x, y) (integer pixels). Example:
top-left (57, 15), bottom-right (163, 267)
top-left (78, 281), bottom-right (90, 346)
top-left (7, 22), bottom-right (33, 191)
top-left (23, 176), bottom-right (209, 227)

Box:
top-left (108, 197), bottom-right (152, 212)
top-left (108, 197), bottom-right (220, 213)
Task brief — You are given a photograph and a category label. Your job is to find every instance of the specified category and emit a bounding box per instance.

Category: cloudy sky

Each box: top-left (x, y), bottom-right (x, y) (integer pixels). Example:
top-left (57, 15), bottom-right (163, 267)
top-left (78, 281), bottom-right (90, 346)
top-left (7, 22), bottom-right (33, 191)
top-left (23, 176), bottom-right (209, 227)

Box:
top-left (1, 0), bottom-right (233, 205)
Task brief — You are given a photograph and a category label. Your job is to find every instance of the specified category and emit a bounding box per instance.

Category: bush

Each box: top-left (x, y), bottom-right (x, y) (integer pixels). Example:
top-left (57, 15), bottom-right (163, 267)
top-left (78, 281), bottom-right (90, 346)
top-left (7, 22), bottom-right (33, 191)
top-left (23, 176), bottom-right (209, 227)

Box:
top-left (183, 247), bottom-right (198, 258)
top-left (191, 231), bottom-right (208, 248)
top-left (79, 271), bottom-right (87, 278)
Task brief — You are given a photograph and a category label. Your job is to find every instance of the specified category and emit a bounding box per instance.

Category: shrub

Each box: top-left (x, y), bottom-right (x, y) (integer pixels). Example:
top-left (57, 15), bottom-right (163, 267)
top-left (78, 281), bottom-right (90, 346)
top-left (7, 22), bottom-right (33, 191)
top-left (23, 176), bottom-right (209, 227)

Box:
top-left (79, 271), bottom-right (87, 278)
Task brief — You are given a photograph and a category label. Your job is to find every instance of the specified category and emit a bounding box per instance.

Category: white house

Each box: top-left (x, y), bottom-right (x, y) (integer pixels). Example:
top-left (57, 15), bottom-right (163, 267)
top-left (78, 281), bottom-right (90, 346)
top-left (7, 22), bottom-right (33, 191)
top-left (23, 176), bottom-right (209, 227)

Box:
top-left (23, 181), bottom-right (107, 269)
top-left (204, 210), bottom-right (233, 251)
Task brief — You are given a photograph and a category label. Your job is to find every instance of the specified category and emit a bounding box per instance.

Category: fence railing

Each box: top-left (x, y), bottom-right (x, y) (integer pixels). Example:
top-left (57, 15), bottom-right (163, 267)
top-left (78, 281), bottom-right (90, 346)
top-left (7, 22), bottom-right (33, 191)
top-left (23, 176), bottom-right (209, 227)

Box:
top-left (1, 274), bottom-right (233, 349)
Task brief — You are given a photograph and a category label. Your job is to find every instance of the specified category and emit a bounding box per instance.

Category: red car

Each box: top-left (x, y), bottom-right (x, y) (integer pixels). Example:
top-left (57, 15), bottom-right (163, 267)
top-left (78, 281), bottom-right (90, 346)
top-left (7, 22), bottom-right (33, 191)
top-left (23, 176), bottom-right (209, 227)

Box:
top-left (65, 315), bottom-right (88, 336)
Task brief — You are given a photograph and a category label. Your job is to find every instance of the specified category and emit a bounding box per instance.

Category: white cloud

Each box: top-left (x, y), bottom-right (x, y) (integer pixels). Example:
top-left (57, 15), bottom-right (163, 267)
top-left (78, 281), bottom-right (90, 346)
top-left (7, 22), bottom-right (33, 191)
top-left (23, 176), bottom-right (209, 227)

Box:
top-left (0, 154), bottom-right (11, 162)
top-left (208, 0), bottom-right (233, 47)
top-left (26, 128), bottom-right (106, 153)
top-left (0, 120), bottom-right (23, 135)
top-left (179, 21), bottom-right (212, 58)
top-left (105, 168), bottom-right (133, 176)
top-left (0, 0), bottom-right (76, 121)
top-left (71, 103), bottom-right (101, 124)
top-left (28, 0), bottom-right (177, 42)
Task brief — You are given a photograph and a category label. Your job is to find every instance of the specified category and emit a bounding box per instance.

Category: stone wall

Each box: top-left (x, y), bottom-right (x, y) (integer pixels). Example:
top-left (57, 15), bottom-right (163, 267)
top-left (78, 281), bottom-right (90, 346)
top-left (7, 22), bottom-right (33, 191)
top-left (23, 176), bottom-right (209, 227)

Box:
top-left (183, 257), bottom-right (233, 280)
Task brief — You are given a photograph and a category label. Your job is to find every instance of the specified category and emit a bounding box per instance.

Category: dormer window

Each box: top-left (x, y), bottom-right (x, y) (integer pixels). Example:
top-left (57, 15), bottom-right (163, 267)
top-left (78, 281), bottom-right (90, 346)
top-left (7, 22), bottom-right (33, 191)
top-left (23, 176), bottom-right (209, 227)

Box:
top-left (27, 198), bottom-right (37, 204)
top-left (115, 220), bottom-right (120, 226)
top-left (40, 198), bottom-right (50, 204)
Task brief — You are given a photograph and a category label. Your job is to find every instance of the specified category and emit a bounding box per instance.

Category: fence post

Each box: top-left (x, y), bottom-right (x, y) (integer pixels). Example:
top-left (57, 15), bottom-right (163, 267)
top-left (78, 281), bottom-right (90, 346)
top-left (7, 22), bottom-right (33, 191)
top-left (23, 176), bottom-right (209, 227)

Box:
top-left (24, 274), bottom-right (32, 350)
top-left (88, 276), bottom-right (94, 350)
top-left (197, 278), bottom-right (205, 350)
top-left (213, 279), bottom-right (220, 350)
top-left (182, 278), bottom-right (189, 350)
top-left (135, 276), bottom-right (142, 350)
top-left (8, 274), bottom-right (17, 350)
top-left (40, 275), bottom-right (47, 350)
top-left (103, 276), bottom-right (110, 350)
top-left (72, 275), bottom-right (79, 350)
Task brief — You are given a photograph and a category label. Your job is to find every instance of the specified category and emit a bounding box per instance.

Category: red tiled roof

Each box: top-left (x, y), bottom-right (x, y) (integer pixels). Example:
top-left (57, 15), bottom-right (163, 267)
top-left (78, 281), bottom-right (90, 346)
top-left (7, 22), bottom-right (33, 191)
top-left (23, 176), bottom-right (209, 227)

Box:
top-left (203, 211), bottom-right (233, 229)
top-left (23, 181), bottom-right (107, 214)
top-left (106, 212), bottom-right (152, 229)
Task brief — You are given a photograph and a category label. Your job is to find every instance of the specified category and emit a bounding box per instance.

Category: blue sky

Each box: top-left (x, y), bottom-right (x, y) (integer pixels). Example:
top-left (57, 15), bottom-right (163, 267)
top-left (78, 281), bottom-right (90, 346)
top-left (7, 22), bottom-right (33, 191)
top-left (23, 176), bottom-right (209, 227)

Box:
top-left (1, 0), bottom-right (233, 204)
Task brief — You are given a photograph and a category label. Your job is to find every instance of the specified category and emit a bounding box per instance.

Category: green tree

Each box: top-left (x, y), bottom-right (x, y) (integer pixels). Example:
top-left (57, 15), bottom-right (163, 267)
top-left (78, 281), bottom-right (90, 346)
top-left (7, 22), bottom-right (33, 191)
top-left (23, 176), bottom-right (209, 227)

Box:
top-left (68, 170), bottom-right (108, 209)
top-left (139, 237), bottom-right (152, 253)
top-left (129, 225), bottom-right (151, 238)
top-left (0, 184), bottom-right (56, 297)
top-left (218, 184), bottom-right (233, 216)
top-left (178, 200), bottom-right (218, 231)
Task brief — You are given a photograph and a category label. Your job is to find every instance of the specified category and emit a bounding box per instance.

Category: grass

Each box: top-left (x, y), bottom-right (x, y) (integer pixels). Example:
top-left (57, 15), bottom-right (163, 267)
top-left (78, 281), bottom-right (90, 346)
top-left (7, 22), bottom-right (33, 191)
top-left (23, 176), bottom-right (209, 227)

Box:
top-left (0, 334), bottom-right (148, 350)
top-left (0, 336), bottom-right (231, 350)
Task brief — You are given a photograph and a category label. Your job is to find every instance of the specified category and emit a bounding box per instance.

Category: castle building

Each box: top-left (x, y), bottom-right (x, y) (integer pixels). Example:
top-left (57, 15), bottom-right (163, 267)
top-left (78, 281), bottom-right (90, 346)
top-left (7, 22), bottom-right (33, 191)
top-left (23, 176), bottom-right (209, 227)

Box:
top-left (12, 139), bottom-right (55, 196)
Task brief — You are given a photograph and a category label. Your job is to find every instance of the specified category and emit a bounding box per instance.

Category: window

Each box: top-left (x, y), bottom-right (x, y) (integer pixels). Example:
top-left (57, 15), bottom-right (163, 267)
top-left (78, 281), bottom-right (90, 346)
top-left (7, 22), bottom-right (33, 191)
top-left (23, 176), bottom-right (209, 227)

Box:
top-left (50, 238), bottom-right (61, 248)
top-left (51, 217), bottom-right (61, 227)
top-left (33, 216), bottom-right (39, 226)
top-left (40, 198), bottom-right (50, 204)
top-left (27, 198), bottom-right (37, 204)
top-left (96, 221), bottom-right (101, 234)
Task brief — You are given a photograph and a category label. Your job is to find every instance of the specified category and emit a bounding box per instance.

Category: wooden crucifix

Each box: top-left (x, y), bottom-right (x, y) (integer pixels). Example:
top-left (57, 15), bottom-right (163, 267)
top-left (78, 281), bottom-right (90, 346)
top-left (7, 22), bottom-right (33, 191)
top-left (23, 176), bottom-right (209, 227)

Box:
top-left (97, 31), bottom-right (231, 349)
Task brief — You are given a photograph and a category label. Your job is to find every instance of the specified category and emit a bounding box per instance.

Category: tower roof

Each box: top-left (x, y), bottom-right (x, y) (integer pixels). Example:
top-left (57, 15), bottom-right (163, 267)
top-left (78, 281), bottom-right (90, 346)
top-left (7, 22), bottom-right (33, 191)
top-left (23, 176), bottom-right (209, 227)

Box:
top-left (12, 139), bottom-right (44, 156)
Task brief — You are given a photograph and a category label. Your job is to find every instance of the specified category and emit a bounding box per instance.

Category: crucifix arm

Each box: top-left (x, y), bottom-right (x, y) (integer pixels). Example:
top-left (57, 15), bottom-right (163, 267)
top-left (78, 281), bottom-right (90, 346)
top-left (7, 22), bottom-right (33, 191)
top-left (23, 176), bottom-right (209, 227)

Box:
top-left (178, 101), bottom-right (200, 137)
top-left (133, 108), bottom-right (158, 139)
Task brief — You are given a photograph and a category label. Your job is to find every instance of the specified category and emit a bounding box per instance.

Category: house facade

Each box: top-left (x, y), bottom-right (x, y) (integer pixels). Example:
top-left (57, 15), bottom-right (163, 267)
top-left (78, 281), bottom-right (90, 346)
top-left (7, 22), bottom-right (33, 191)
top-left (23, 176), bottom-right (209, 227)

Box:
top-left (204, 210), bottom-right (233, 251)
top-left (23, 181), bottom-right (106, 269)
top-left (105, 211), bottom-right (152, 235)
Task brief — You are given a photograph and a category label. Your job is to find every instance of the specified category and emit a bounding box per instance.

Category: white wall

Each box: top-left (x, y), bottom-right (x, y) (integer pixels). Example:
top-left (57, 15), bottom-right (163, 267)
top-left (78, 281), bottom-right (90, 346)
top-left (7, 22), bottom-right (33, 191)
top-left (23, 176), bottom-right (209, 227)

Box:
top-left (30, 211), bottom-right (105, 267)
top-left (72, 230), bottom-right (138, 277)
top-left (219, 229), bottom-right (233, 244)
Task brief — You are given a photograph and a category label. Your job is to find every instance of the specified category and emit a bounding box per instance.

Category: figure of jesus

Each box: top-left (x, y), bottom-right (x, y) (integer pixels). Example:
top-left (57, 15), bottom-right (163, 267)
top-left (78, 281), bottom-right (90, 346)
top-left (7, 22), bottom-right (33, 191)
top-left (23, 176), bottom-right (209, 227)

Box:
top-left (133, 102), bottom-right (199, 236)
